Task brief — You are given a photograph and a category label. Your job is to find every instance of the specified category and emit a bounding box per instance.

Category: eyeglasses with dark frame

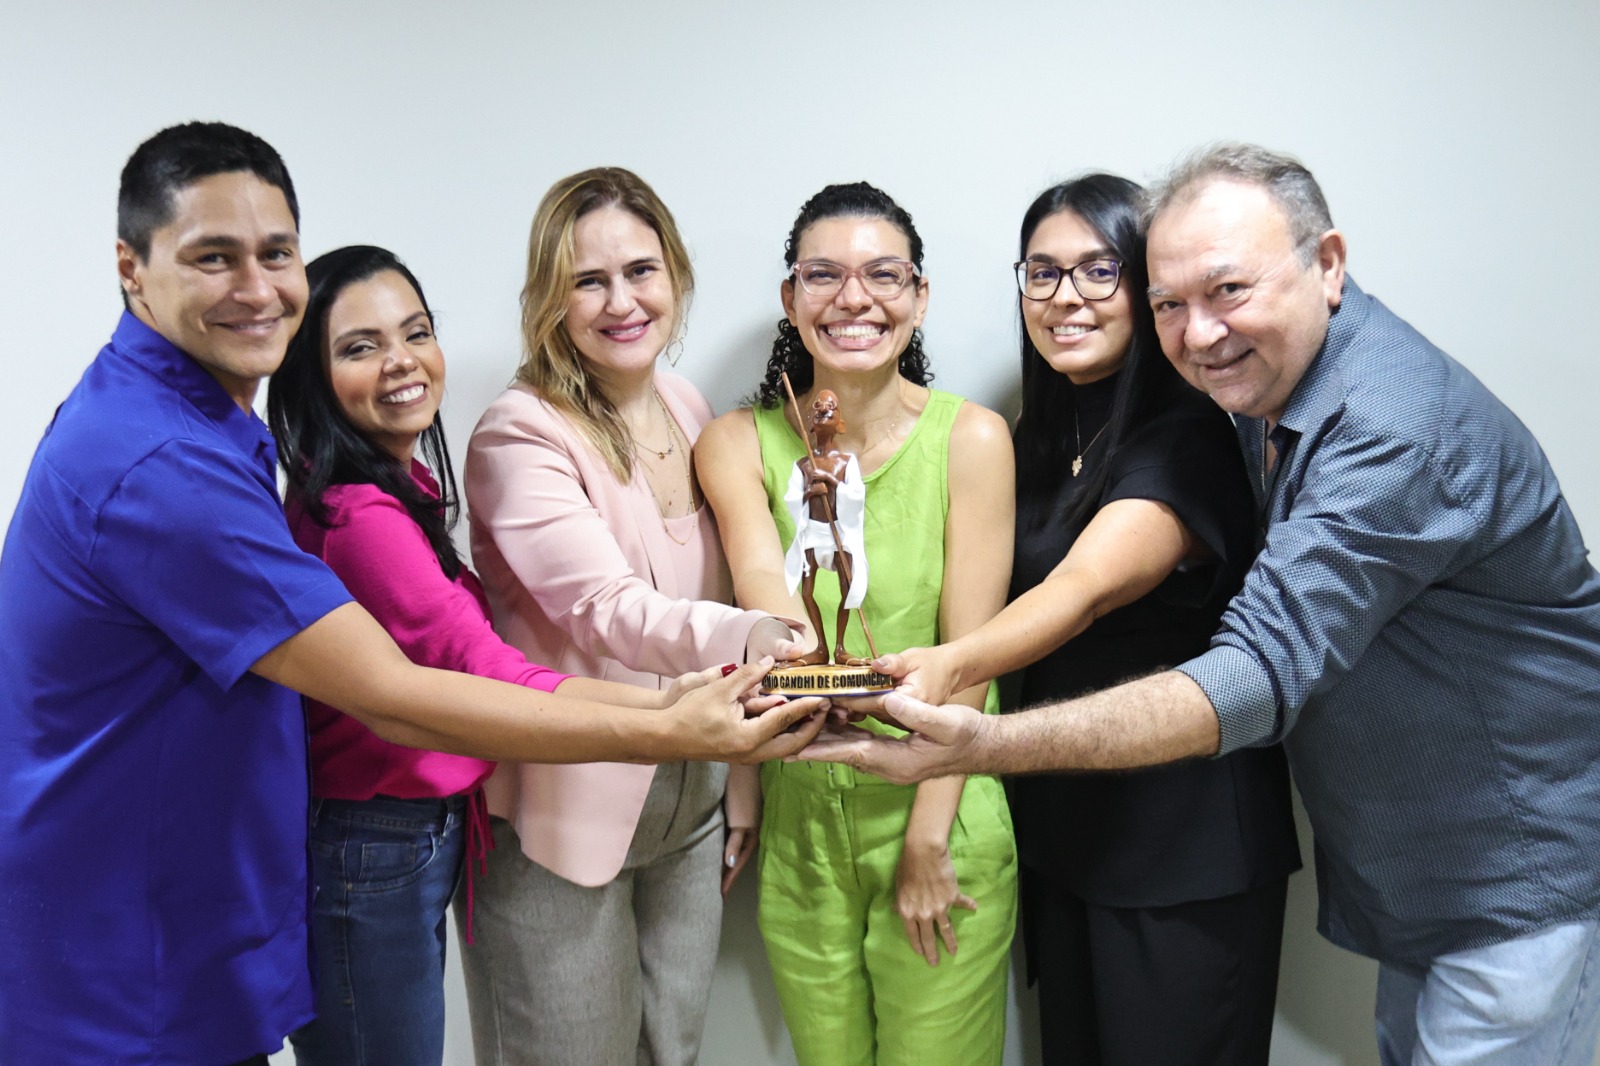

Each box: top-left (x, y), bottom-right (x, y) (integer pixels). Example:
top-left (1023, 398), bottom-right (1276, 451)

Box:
top-left (1013, 257), bottom-right (1124, 302)
top-left (791, 258), bottom-right (920, 299)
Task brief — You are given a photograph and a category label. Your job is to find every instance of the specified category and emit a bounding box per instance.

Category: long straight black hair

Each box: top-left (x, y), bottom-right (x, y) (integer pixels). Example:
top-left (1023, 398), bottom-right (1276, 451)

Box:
top-left (267, 244), bottom-right (462, 579)
top-left (1013, 174), bottom-right (1182, 531)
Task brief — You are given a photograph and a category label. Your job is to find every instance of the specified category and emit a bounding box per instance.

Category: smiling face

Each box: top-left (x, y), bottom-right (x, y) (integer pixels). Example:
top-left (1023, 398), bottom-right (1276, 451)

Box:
top-left (563, 205), bottom-right (676, 390)
top-left (324, 270), bottom-right (444, 463)
top-left (1020, 209), bottom-right (1135, 385)
top-left (781, 216), bottom-right (928, 375)
top-left (117, 171), bottom-right (307, 410)
top-left (1147, 179), bottom-right (1345, 426)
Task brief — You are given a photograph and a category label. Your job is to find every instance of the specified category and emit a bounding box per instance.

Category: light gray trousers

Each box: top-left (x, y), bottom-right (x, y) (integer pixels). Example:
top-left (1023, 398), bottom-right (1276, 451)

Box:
top-left (455, 761), bottom-right (726, 1066)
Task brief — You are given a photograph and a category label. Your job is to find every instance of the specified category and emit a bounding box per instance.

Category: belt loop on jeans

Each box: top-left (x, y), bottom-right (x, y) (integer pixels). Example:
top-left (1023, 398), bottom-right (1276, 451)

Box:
top-left (826, 762), bottom-right (857, 790)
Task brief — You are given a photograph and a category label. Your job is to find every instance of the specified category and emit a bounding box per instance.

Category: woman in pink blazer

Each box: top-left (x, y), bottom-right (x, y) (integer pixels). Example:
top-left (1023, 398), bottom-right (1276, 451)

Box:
top-left (458, 167), bottom-right (799, 1066)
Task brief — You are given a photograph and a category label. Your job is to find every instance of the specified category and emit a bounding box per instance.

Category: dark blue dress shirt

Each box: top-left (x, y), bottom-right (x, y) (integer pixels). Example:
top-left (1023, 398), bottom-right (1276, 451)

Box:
top-left (1180, 278), bottom-right (1600, 966)
top-left (0, 313), bottom-right (352, 1063)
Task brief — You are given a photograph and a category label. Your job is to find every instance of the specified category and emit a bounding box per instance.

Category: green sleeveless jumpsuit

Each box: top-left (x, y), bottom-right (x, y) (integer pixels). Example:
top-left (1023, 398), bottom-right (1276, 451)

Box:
top-left (753, 390), bottom-right (1017, 1066)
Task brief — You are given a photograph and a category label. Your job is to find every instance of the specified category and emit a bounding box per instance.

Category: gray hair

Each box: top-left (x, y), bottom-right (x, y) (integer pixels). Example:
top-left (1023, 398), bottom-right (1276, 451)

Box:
top-left (1143, 143), bottom-right (1334, 264)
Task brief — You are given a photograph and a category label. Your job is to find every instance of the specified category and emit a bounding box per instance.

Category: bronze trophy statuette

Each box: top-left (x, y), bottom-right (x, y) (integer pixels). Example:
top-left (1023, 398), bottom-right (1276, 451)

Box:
top-left (761, 379), bottom-right (894, 697)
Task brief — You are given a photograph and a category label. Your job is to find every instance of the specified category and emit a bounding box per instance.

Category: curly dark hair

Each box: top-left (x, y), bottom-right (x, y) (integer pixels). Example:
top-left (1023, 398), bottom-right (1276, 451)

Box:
top-left (750, 181), bottom-right (933, 408)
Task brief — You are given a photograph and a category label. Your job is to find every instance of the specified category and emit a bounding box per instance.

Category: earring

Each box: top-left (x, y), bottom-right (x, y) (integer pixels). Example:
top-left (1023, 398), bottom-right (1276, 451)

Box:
top-left (665, 322), bottom-right (688, 366)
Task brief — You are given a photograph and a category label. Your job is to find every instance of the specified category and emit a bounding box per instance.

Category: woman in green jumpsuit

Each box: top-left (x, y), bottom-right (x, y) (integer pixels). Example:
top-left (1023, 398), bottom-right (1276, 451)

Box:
top-left (697, 182), bottom-right (1018, 1066)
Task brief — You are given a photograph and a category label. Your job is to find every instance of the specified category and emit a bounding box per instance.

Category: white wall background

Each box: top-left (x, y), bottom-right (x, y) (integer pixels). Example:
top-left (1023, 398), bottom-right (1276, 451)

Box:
top-left (3, 2), bottom-right (1597, 1063)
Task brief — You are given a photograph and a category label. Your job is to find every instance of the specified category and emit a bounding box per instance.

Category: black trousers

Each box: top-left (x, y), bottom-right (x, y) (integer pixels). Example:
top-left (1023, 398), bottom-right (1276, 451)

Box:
top-left (1022, 867), bottom-right (1290, 1066)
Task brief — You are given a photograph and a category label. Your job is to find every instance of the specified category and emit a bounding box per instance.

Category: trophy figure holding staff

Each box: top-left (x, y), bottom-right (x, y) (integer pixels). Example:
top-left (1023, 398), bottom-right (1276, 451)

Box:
top-left (764, 377), bottom-right (892, 694)
top-left (786, 389), bottom-right (869, 665)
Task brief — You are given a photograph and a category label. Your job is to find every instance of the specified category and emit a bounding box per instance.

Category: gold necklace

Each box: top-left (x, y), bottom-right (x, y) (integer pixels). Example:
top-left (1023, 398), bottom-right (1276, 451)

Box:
top-left (632, 388), bottom-right (676, 460)
top-left (862, 415), bottom-right (904, 466)
top-left (1072, 414), bottom-right (1109, 477)
top-left (634, 388), bottom-right (699, 545)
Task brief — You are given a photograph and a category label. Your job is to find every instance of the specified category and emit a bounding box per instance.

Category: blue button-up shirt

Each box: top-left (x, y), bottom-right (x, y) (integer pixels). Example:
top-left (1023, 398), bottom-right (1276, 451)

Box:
top-left (0, 313), bottom-right (352, 1063)
top-left (1180, 278), bottom-right (1600, 966)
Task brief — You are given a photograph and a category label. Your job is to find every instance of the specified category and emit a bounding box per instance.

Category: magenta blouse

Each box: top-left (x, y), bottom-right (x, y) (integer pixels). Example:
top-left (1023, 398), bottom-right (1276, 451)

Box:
top-left (286, 462), bottom-right (570, 800)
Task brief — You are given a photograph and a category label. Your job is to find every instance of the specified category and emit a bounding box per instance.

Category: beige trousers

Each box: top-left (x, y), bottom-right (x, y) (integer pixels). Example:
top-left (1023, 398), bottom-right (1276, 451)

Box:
top-left (456, 761), bottom-right (725, 1066)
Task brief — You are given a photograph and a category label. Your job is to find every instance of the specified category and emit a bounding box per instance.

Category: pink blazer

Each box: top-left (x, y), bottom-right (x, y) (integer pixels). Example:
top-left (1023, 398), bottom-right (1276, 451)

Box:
top-left (464, 372), bottom-right (766, 886)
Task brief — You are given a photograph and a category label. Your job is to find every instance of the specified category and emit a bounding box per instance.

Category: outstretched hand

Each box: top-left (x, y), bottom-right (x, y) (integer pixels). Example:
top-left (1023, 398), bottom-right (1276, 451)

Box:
top-left (669, 658), bottom-right (826, 763)
top-left (659, 664), bottom-right (718, 710)
top-left (797, 691), bottom-right (986, 784)
top-left (746, 616), bottom-right (811, 666)
top-left (872, 646), bottom-right (963, 708)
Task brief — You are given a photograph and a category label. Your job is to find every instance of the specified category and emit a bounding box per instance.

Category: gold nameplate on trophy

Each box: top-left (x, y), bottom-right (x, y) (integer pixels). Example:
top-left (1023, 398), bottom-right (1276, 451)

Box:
top-left (761, 662), bottom-right (895, 697)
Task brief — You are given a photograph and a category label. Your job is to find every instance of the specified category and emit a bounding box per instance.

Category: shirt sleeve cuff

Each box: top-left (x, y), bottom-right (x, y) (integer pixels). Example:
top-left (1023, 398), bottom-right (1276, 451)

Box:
top-left (214, 582), bottom-right (355, 691)
top-left (1176, 644), bottom-right (1281, 756)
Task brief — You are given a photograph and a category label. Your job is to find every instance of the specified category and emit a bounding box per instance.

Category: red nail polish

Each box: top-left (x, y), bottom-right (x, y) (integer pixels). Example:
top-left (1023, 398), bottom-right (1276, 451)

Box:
top-left (721, 663), bottom-right (738, 677)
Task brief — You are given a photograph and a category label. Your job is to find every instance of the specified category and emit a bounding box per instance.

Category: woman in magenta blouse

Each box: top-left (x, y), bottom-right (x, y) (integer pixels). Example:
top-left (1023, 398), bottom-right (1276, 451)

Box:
top-left (266, 244), bottom-right (702, 1066)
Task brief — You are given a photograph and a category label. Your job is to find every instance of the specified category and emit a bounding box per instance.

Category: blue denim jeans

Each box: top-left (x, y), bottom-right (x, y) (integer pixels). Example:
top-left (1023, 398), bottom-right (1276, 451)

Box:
top-left (289, 794), bottom-right (467, 1066)
top-left (1375, 919), bottom-right (1600, 1065)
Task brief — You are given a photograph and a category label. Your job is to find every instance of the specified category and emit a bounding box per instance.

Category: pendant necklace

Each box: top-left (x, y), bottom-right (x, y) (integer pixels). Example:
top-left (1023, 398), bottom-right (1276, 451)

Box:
top-left (634, 387), bottom-right (698, 545)
top-left (632, 388), bottom-right (676, 460)
top-left (1072, 414), bottom-right (1109, 477)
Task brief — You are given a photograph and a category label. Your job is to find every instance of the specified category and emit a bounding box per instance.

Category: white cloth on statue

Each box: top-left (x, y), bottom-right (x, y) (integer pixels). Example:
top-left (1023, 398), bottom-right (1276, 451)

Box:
top-left (783, 455), bottom-right (868, 610)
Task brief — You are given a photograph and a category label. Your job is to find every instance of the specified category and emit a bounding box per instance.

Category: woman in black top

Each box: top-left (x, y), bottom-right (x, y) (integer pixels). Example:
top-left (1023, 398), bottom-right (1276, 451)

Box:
top-left (878, 174), bottom-right (1301, 1064)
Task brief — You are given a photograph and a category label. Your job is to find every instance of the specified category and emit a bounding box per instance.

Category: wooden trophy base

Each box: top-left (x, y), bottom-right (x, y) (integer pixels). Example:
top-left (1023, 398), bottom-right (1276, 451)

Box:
top-left (760, 662), bottom-right (895, 697)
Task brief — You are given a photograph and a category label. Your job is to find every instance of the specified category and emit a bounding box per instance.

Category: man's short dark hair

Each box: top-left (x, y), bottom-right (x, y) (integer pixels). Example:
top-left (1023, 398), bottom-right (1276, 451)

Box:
top-left (117, 121), bottom-right (299, 260)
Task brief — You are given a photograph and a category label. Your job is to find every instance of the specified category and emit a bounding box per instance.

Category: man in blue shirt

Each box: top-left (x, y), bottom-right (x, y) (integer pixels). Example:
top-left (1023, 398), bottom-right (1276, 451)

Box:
top-left (819, 144), bottom-right (1600, 1065)
top-left (0, 122), bottom-right (820, 1066)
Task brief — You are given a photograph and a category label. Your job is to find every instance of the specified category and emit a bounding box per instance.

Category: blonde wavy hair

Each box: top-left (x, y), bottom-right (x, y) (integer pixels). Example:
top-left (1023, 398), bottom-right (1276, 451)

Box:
top-left (516, 167), bottom-right (694, 482)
